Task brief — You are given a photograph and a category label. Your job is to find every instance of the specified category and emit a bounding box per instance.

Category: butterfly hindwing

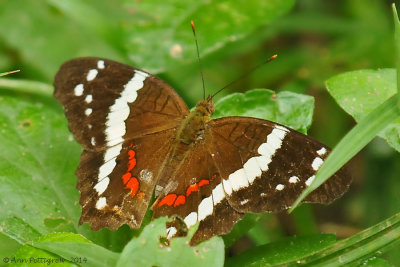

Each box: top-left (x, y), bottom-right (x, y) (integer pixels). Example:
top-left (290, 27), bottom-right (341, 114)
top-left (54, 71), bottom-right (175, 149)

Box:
top-left (152, 141), bottom-right (244, 244)
top-left (208, 117), bottom-right (351, 213)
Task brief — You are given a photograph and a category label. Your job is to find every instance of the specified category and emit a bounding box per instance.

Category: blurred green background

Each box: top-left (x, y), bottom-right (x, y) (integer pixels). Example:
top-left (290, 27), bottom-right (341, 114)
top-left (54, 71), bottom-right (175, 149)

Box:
top-left (1, 0), bottom-right (399, 265)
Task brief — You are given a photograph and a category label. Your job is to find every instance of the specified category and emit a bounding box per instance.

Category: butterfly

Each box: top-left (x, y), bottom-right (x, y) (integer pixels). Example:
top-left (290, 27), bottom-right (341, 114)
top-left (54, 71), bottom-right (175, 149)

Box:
top-left (54, 57), bottom-right (351, 245)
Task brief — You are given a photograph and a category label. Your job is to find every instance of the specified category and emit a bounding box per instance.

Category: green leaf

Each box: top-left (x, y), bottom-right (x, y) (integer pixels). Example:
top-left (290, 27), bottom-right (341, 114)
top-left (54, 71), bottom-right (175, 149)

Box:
top-left (225, 234), bottom-right (337, 266)
top-left (117, 217), bottom-right (224, 267)
top-left (0, 233), bottom-right (21, 262)
top-left (31, 232), bottom-right (119, 267)
top-left (288, 212), bottom-right (400, 266)
top-left (325, 69), bottom-right (400, 152)
top-left (0, 78), bottom-right (53, 97)
top-left (361, 257), bottom-right (393, 267)
top-left (12, 245), bottom-right (75, 267)
top-left (326, 69), bottom-right (400, 153)
top-left (0, 217), bottom-right (41, 245)
top-left (123, 0), bottom-right (295, 72)
top-left (213, 89), bottom-right (314, 133)
top-left (0, 0), bottom-right (123, 81)
top-left (0, 93), bottom-right (80, 237)
top-left (393, 4), bottom-right (400, 110)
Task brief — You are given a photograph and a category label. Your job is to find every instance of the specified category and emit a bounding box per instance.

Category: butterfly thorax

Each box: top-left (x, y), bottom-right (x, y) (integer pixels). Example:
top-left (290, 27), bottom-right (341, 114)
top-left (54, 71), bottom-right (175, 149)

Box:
top-left (175, 97), bottom-right (215, 145)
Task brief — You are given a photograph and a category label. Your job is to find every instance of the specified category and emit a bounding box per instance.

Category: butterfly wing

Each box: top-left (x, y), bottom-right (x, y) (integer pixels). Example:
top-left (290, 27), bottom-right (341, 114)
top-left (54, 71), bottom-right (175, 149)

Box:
top-left (208, 117), bottom-right (351, 213)
top-left (151, 141), bottom-right (244, 244)
top-left (54, 58), bottom-right (189, 230)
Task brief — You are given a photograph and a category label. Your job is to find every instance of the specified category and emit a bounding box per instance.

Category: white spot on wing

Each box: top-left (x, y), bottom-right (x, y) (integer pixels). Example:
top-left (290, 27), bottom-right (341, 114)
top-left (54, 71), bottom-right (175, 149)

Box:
top-left (74, 84), bottom-right (84, 96)
top-left (212, 183), bottom-right (225, 205)
top-left (184, 212), bottom-right (197, 228)
top-left (85, 108), bottom-right (92, 116)
top-left (312, 157), bottom-right (324, 171)
top-left (98, 159), bottom-right (117, 179)
top-left (229, 168), bottom-right (249, 191)
top-left (166, 227), bottom-right (177, 239)
top-left (222, 179), bottom-right (233, 195)
top-left (198, 195), bottom-right (213, 221)
top-left (85, 94), bottom-right (93, 103)
top-left (289, 176), bottom-right (300, 184)
top-left (224, 125), bottom-right (288, 196)
top-left (240, 199), bottom-right (249, 205)
top-left (97, 60), bottom-right (105, 69)
top-left (305, 175), bottom-right (315, 186)
top-left (275, 184), bottom-right (284, 191)
top-left (87, 69), bottom-right (98, 81)
top-left (104, 144), bottom-right (122, 162)
top-left (95, 197), bottom-right (107, 209)
top-left (243, 157), bottom-right (261, 183)
top-left (255, 155), bottom-right (271, 171)
top-left (91, 137), bottom-right (96, 146)
top-left (317, 147), bottom-right (327, 156)
top-left (94, 177), bottom-right (110, 194)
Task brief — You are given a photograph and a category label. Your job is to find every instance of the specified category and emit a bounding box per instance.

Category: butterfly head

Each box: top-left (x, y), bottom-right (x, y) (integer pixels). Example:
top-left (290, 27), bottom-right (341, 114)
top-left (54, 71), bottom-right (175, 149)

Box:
top-left (195, 96), bottom-right (215, 117)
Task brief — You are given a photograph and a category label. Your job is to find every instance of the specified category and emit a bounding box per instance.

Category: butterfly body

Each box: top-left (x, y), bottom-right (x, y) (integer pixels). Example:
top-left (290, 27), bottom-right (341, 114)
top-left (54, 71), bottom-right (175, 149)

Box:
top-left (54, 57), bottom-right (351, 244)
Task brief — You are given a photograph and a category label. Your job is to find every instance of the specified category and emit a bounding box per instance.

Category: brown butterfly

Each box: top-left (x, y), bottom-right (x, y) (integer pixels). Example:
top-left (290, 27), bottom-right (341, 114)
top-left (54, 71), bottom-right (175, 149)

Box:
top-left (54, 57), bottom-right (351, 244)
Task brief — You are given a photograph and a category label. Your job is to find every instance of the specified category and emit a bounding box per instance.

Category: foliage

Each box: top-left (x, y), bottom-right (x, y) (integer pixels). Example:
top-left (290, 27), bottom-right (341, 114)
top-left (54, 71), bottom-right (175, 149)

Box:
top-left (0, 0), bottom-right (399, 266)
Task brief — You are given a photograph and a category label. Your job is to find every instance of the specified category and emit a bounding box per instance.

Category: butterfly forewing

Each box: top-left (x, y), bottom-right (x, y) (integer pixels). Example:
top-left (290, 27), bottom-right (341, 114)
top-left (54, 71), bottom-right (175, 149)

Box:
top-left (77, 129), bottom-right (176, 230)
top-left (208, 117), bottom-right (351, 213)
top-left (54, 58), bottom-right (189, 149)
top-left (54, 58), bottom-right (189, 230)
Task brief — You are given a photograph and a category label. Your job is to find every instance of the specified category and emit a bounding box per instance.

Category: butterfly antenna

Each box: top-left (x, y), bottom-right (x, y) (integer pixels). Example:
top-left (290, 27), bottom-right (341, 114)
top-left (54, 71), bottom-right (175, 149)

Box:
top-left (191, 20), bottom-right (206, 100)
top-left (211, 54), bottom-right (278, 99)
top-left (0, 69), bottom-right (20, 77)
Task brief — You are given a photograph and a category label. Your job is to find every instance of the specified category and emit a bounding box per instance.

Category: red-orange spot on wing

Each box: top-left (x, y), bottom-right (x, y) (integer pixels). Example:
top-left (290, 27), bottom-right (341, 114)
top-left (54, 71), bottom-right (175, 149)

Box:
top-left (174, 195), bottom-right (186, 207)
top-left (125, 177), bottom-right (139, 197)
top-left (127, 158), bottom-right (137, 172)
top-left (186, 184), bottom-right (199, 197)
top-left (158, 194), bottom-right (177, 207)
top-left (128, 150), bottom-right (135, 159)
top-left (122, 173), bottom-right (131, 184)
top-left (198, 179), bottom-right (210, 187)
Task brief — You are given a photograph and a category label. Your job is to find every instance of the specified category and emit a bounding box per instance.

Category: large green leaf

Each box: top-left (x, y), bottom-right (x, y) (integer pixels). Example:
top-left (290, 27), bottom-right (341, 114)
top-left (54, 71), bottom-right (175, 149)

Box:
top-left (225, 234), bottom-right (337, 266)
top-left (117, 218), bottom-right (224, 267)
top-left (213, 88), bottom-right (314, 134)
top-left (0, 93), bottom-right (80, 236)
top-left (326, 69), bottom-right (400, 152)
top-left (0, 0), bottom-right (123, 81)
top-left (287, 212), bottom-right (400, 266)
top-left (122, 0), bottom-right (295, 72)
top-left (31, 232), bottom-right (119, 267)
